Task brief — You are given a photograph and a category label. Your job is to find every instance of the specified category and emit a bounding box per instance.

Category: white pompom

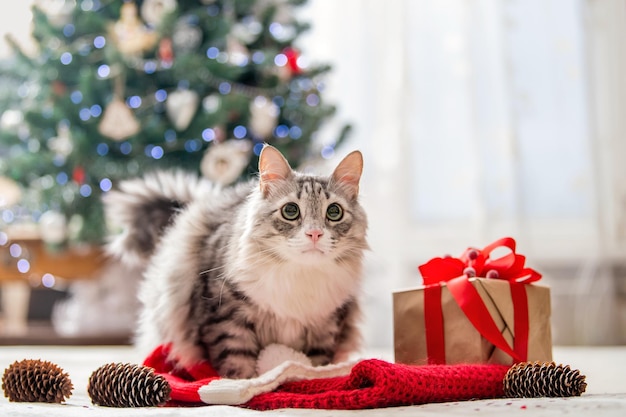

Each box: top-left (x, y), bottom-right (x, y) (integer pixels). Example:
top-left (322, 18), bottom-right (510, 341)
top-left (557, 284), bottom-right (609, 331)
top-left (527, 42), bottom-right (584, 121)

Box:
top-left (256, 344), bottom-right (312, 376)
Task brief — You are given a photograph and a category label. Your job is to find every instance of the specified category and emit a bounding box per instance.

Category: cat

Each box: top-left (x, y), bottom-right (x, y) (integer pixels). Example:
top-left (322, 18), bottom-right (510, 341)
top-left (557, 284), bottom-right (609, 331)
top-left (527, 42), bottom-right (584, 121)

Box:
top-left (103, 144), bottom-right (369, 378)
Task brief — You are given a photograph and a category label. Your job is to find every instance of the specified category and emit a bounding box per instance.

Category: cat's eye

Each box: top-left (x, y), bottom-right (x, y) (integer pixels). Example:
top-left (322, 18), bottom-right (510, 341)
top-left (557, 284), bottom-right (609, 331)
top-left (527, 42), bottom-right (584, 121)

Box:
top-left (281, 203), bottom-right (300, 220)
top-left (326, 203), bottom-right (343, 221)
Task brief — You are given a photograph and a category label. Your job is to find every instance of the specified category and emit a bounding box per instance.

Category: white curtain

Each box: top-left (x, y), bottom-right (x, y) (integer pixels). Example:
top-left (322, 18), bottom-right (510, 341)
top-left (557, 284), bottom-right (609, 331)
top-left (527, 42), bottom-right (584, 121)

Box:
top-left (299, 0), bottom-right (626, 348)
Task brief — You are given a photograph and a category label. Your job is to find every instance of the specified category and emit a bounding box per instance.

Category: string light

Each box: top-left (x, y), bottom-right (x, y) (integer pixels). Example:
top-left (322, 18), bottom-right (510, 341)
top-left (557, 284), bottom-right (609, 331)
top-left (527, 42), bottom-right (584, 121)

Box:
top-left (99, 178), bottom-right (112, 192)
top-left (93, 36), bottom-right (106, 48)
top-left (79, 184), bottom-right (92, 197)
top-left (56, 172), bottom-right (69, 185)
top-left (16, 259), bottom-right (30, 273)
top-left (60, 52), bottom-right (73, 65)
top-left (97, 64), bottom-right (110, 78)
top-left (233, 126), bottom-right (247, 139)
top-left (70, 91), bottom-right (83, 104)
top-left (42, 273), bottom-right (56, 288)
top-left (202, 128), bottom-right (215, 142)
top-left (90, 104), bottom-right (102, 117)
top-left (79, 108), bottom-right (91, 121)
top-left (63, 24), bottom-right (75, 37)
top-left (9, 243), bottom-right (22, 258)
top-left (321, 145), bottom-right (335, 159)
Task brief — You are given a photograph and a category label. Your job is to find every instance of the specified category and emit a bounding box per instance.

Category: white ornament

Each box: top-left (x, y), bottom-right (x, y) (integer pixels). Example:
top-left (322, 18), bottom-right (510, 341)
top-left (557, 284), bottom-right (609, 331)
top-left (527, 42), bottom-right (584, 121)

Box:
top-left (111, 1), bottom-right (157, 56)
top-left (166, 89), bottom-right (199, 131)
top-left (141, 0), bottom-right (177, 27)
top-left (98, 98), bottom-right (140, 140)
top-left (232, 18), bottom-right (263, 44)
top-left (200, 140), bottom-right (252, 186)
top-left (39, 210), bottom-right (68, 245)
top-left (226, 36), bottom-right (250, 66)
top-left (0, 176), bottom-right (22, 207)
top-left (0, 109), bottom-right (24, 130)
top-left (48, 122), bottom-right (73, 157)
top-left (202, 94), bottom-right (221, 114)
top-left (173, 17), bottom-right (203, 53)
top-left (249, 96), bottom-right (280, 139)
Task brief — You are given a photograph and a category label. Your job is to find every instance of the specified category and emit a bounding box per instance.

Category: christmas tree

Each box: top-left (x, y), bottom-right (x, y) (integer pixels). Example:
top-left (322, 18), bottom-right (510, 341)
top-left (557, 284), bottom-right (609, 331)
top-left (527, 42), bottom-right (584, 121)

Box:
top-left (0, 0), bottom-right (350, 245)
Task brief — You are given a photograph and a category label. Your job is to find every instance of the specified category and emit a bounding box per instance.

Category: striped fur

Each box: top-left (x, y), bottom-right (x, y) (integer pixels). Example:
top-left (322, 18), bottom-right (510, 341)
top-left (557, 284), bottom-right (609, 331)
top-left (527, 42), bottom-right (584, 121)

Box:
top-left (104, 146), bottom-right (369, 378)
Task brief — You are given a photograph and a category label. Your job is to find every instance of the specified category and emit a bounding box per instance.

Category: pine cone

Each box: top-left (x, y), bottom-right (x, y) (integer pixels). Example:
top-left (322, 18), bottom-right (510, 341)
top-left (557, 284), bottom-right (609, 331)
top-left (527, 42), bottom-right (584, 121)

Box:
top-left (2, 359), bottom-right (73, 403)
top-left (504, 361), bottom-right (587, 398)
top-left (88, 363), bottom-right (171, 407)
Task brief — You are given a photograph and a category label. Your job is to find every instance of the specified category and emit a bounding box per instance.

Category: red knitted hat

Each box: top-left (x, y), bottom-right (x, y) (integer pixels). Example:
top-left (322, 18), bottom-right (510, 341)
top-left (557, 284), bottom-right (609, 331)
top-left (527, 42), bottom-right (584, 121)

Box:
top-left (143, 344), bottom-right (510, 410)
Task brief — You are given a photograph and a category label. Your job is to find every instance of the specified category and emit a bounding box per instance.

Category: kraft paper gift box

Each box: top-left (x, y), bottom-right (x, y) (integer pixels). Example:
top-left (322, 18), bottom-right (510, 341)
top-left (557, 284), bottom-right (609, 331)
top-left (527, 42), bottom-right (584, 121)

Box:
top-left (393, 237), bottom-right (552, 366)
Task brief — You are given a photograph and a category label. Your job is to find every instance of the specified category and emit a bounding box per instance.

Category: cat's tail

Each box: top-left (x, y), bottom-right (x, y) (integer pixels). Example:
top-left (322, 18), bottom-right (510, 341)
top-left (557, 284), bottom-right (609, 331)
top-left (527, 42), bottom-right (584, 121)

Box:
top-left (103, 169), bottom-right (214, 268)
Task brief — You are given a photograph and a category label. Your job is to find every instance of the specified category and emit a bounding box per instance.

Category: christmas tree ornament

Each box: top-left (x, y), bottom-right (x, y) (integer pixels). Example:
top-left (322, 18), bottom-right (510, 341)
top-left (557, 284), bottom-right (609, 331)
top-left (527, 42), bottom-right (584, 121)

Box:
top-left (503, 361), bottom-right (587, 398)
top-left (232, 18), bottom-right (263, 44)
top-left (212, 125), bottom-right (227, 143)
top-left (172, 17), bottom-right (203, 53)
top-left (0, 176), bottom-right (22, 207)
top-left (72, 166), bottom-right (86, 184)
top-left (140, 0), bottom-right (177, 28)
top-left (249, 96), bottom-right (280, 139)
top-left (39, 210), bottom-right (68, 246)
top-left (47, 122), bottom-right (73, 158)
top-left (165, 89), bottom-right (199, 131)
top-left (200, 139), bottom-right (252, 185)
top-left (202, 94), bottom-right (221, 114)
top-left (51, 80), bottom-right (67, 96)
top-left (282, 47), bottom-right (303, 76)
top-left (88, 363), bottom-right (171, 407)
top-left (110, 1), bottom-right (157, 56)
top-left (158, 37), bottom-right (174, 66)
top-left (0, 109), bottom-right (24, 130)
top-left (98, 98), bottom-right (141, 140)
top-left (36, 0), bottom-right (75, 26)
top-left (226, 35), bottom-right (250, 66)
top-left (2, 359), bottom-right (73, 403)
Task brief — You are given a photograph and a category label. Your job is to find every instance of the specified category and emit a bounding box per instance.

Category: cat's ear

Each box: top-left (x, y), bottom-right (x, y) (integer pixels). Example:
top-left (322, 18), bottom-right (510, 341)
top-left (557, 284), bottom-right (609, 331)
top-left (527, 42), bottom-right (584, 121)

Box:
top-left (331, 150), bottom-right (363, 200)
top-left (259, 144), bottom-right (293, 196)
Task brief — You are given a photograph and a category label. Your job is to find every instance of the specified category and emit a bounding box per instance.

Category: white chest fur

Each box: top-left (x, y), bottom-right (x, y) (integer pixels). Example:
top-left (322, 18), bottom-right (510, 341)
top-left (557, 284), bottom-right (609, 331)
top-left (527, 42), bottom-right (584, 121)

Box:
top-left (236, 261), bottom-right (361, 325)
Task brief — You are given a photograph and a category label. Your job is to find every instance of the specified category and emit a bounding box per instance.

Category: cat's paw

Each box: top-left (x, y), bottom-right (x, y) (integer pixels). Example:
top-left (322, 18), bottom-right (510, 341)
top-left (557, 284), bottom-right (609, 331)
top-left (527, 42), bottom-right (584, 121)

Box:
top-left (256, 344), bottom-right (312, 375)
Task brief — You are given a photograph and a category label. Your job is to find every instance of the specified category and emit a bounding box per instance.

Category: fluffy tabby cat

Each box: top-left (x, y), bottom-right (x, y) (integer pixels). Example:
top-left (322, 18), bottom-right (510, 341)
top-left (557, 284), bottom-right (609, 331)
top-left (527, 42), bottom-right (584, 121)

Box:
top-left (104, 144), bottom-right (369, 378)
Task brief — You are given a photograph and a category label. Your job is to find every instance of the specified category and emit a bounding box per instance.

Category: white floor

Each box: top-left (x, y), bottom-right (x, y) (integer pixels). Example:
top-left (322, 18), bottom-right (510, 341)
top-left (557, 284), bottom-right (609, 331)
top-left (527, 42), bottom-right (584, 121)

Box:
top-left (0, 345), bottom-right (625, 416)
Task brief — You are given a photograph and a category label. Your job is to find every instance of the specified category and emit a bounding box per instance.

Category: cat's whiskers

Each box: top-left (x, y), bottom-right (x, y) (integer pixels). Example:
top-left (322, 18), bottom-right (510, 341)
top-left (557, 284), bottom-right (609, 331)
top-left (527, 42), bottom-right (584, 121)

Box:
top-left (199, 264), bottom-right (227, 276)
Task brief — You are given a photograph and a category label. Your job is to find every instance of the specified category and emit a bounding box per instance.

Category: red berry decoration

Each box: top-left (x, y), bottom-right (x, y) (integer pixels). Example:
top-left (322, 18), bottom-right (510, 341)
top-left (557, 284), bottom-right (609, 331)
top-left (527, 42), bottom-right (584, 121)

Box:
top-left (463, 267), bottom-right (476, 277)
top-left (486, 269), bottom-right (500, 278)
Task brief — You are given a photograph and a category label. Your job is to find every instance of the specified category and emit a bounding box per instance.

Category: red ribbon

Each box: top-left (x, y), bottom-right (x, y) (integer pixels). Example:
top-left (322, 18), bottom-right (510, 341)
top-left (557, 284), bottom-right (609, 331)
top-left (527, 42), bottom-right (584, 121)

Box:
top-left (417, 237), bottom-right (541, 364)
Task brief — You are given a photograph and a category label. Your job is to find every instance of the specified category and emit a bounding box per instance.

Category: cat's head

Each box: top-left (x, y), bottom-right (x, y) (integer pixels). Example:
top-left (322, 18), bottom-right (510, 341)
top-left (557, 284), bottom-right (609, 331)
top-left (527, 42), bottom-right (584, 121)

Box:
top-left (244, 144), bottom-right (368, 266)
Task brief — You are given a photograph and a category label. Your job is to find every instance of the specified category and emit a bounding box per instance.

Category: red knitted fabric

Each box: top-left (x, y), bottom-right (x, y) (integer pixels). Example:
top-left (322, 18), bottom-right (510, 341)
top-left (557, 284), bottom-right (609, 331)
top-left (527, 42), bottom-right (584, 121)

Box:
top-left (143, 345), bottom-right (510, 410)
top-left (246, 359), bottom-right (509, 410)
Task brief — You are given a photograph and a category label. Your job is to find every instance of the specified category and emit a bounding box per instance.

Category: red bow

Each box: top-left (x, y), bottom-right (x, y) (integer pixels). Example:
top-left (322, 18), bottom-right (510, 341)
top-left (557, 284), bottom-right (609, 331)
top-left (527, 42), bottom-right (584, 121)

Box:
top-left (419, 237), bottom-right (541, 285)
top-left (418, 237), bottom-right (541, 365)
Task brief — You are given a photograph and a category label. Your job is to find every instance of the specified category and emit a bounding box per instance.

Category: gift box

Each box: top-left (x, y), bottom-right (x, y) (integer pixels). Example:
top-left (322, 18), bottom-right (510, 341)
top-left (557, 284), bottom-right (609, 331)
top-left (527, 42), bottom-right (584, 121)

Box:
top-left (393, 237), bottom-right (552, 366)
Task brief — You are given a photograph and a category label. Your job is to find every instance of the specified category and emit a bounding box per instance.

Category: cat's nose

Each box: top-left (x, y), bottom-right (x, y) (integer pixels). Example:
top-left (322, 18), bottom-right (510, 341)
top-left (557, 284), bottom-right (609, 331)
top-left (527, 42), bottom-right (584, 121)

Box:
top-left (305, 228), bottom-right (324, 243)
